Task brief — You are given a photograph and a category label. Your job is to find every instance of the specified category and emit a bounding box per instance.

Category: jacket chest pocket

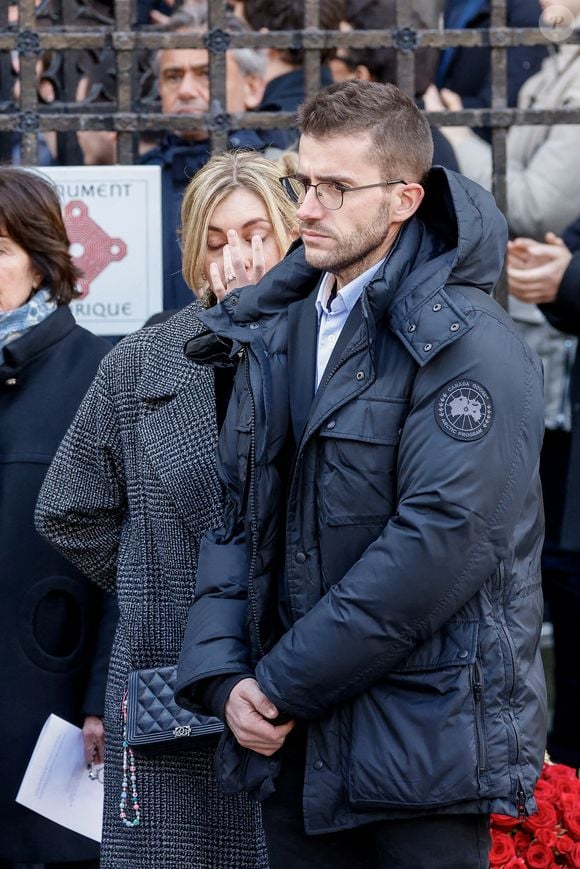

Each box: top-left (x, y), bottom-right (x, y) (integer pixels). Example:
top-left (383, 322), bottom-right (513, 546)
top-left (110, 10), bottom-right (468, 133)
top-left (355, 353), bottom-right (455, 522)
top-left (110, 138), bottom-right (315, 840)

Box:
top-left (318, 398), bottom-right (408, 525)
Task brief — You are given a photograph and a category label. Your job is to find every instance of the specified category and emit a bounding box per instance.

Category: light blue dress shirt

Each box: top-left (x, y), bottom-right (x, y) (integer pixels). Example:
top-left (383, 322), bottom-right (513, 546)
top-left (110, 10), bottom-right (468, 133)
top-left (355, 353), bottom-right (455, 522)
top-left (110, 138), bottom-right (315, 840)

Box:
top-left (315, 260), bottom-right (384, 390)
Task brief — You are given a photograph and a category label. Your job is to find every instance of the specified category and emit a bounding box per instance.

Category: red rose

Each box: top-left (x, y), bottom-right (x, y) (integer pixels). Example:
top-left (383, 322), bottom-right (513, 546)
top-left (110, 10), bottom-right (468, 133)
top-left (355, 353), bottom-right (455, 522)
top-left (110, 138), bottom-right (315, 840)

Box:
top-left (563, 807), bottom-right (580, 840)
top-left (544, 764), bottom-right (578, 783)
top-left (557, 833), bottom-right (575, 854)
top-left (536, 827), bottom-right (558, 848)
top-left (513, 830), bottom-right (533, 853)
top-left (492, 813), bottom-right (520, 830)
top-left (558, 792), bottom-right (579, 813)
top-left (535, 779), bottom-right (557, 802)
top-left (571, 841), bottom-right (580, 866)
top-left (490, 831), bottom-right (516, 866)
top-left (525, 841), bottom-right (555, 868)
top-left (503, 858), bottom-right (527, 868)
top-left (523, 800), bottom-right (559, 833)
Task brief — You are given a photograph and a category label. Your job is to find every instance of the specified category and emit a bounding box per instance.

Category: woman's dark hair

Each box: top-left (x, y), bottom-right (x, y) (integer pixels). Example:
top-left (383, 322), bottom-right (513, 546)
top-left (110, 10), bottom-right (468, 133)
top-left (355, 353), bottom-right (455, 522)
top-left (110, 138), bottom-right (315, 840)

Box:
top-left (0, 166), bottom-right (81, 305)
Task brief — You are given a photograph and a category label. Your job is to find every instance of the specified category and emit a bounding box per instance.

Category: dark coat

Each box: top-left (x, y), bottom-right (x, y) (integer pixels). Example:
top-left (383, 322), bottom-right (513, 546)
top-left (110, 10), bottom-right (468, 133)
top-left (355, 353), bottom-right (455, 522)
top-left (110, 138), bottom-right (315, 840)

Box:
top-left (140, 132), bottom-right (266, 312)
top-left (256, 67), bottom-right (333, 151)
top-left (0, 306), bottom-right (112, 863)
top-left (35, 305), bottom-right (268, 868)
top-left (563, 213), bottom-right (580, 253)
top-left (437, 0), bottom-right (547, 141)
top-left (542, 251), bottom-right (580, 551)
top-left (177, 167), bottom-right (547, 833)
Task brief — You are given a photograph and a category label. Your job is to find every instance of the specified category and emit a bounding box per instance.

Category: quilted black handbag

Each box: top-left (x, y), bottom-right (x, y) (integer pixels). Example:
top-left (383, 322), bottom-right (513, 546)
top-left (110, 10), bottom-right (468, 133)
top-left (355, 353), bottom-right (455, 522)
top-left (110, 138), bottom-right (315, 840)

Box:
top-left (125, 665), bottom-right (223, 754)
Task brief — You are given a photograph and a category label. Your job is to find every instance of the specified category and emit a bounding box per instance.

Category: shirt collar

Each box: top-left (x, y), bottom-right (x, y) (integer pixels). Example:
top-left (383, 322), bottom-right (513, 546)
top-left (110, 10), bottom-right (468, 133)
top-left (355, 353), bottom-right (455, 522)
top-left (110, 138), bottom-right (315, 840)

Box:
top-left (315, 259), bottom-right (385, 319)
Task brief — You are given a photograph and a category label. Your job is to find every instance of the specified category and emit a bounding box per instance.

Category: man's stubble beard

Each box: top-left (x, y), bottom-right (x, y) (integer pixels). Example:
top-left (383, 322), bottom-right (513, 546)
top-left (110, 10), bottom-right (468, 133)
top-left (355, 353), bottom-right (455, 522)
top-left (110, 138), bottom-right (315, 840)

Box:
top-left (301, 197), bottom-right (392, 281)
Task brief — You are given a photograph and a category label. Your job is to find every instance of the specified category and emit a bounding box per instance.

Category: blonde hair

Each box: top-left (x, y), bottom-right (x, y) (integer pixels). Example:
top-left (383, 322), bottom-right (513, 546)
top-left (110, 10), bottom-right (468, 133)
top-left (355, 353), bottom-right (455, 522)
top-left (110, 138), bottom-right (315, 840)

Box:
top-left (181, 151), bottom-right (298, 299)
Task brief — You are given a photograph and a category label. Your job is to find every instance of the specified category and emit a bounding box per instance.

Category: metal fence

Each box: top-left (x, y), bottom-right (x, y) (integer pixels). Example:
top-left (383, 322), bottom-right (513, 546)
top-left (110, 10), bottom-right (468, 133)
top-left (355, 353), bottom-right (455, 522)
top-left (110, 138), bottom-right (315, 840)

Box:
top-left (2, 0), bottom-right (580, 303)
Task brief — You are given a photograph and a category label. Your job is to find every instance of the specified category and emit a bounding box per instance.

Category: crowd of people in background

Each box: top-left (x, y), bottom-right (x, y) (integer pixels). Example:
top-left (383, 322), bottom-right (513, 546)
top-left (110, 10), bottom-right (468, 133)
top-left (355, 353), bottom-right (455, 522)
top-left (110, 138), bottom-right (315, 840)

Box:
top-left (2, 0), bottom-right (580, 867)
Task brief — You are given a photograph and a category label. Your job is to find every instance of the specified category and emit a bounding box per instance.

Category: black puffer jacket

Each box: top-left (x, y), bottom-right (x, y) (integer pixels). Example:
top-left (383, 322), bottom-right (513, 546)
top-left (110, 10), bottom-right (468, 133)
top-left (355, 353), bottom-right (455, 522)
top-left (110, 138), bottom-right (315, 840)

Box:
top-left (177, 168), bottom-right (547, 833)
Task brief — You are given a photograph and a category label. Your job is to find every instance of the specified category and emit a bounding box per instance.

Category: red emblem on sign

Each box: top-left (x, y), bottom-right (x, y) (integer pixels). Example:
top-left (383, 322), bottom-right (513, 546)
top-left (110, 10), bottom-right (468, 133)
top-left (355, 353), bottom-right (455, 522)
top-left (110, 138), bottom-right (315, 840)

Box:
top-left (64, 200), bottom-right (127, 298)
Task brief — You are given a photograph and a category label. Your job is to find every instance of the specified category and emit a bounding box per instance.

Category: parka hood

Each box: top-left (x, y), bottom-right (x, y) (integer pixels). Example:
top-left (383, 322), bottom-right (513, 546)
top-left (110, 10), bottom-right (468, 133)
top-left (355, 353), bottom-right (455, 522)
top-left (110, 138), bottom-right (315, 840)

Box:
top-left (190, 167), bottom-right (507, 366)
top-left (423, 166), bottom-right (508, 295)
top-left (226, 167), bottom-right (506, 321)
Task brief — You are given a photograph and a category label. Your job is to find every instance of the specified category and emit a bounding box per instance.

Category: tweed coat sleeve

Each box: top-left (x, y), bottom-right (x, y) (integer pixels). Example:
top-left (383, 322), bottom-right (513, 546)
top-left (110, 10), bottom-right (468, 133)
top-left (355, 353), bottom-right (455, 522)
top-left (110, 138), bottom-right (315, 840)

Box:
top-left (35, 350), bottom-right (127, 593)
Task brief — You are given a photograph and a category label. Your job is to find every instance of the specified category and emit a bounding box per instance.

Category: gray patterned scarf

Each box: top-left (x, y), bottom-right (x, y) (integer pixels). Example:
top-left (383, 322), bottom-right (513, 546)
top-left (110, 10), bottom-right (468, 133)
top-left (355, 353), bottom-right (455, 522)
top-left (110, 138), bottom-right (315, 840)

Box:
top-left (0, 289), bottom-right (57, 362)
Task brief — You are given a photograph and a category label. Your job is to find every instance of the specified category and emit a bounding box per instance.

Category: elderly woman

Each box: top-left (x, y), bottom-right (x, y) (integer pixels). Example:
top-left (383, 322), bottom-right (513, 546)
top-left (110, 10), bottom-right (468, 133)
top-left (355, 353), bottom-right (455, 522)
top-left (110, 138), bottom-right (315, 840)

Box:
top-left (36, 151), bottom-right (297, 869)
top-left (0, 167), bottom-right (113, 869)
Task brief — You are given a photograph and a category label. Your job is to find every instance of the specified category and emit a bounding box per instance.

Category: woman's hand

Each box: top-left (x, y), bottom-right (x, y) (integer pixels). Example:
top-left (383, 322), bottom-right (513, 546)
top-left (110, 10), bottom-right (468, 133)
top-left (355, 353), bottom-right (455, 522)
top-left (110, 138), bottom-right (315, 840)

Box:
top-left (209, 229), bottom-right (266, 303)
top-left (82, 714), bottom-right (105, 765)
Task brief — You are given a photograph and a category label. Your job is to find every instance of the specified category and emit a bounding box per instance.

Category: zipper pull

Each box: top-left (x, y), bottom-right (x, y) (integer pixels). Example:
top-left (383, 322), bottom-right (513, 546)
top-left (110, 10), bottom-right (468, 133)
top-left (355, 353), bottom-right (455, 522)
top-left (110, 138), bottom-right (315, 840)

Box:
top-left (517, 787), bottom-right (526, 819)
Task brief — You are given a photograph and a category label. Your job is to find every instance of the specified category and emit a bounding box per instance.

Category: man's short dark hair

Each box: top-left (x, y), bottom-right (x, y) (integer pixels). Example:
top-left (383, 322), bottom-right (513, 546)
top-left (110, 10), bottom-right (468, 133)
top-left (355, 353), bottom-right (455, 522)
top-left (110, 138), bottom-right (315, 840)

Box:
top-left (243, 0), bottom-right (345, 65)
top-left (297, 80), bottom-right (433, 182)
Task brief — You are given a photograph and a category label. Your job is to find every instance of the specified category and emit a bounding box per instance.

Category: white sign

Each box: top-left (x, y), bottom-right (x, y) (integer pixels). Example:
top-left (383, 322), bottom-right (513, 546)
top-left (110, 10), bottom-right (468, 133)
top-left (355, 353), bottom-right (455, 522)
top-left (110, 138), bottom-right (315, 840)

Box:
top-left (16, 714), bottom-right (104, 843)
top-left (37, 165), bottom-right (163, 336)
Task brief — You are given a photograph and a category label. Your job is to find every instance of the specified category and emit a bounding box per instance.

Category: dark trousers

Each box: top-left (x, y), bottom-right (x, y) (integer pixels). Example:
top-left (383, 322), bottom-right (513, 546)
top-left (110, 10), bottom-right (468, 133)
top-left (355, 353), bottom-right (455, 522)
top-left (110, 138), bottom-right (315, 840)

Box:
top-left (262, 728), bottom-right (491, 869)
top-left (540, 429), bottom-right (580, 768)
top-left (543, 547), bottom-right (580, 768)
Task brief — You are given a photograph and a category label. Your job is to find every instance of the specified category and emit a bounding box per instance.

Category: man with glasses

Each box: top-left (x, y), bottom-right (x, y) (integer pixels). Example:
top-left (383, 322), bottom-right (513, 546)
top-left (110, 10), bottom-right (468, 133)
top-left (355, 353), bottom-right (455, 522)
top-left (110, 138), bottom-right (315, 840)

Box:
top-left (177, 80), bottom-right (547, 868)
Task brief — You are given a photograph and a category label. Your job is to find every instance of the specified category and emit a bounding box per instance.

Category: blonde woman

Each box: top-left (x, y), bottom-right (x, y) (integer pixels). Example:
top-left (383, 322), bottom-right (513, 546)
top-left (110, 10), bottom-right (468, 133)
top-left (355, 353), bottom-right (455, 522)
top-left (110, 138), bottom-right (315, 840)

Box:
top-left (36, 151), bottom-right (296, 869)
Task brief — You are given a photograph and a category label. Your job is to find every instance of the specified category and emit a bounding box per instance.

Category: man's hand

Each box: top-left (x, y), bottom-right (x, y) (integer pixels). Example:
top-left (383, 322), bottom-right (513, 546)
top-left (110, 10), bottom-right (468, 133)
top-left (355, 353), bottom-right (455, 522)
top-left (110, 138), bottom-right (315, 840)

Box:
top-left (507, 233), bottom-right (572, 304)
top-left (82, 714), bottom-right (105, 765)
top-left (225, 678), bottom-right (294, 756)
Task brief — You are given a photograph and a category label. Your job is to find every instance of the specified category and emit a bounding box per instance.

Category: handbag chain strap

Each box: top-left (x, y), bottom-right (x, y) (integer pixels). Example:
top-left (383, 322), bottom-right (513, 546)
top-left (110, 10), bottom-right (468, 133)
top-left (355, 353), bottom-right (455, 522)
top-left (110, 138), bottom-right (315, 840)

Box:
top-left (120, 690), bottom-right (141, 828)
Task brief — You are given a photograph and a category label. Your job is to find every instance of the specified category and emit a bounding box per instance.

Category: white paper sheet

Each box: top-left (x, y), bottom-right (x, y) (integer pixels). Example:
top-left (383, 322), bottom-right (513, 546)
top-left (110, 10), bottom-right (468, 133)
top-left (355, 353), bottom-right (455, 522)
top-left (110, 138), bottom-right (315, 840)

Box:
top-left (16, 714), bottom-right (103, 842)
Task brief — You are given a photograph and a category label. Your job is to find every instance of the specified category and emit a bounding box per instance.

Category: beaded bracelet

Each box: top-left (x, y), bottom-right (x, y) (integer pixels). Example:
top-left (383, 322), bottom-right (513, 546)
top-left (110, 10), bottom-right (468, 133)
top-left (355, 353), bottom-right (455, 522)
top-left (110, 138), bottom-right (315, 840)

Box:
top-left (120, 690), bottom-right (141, 828)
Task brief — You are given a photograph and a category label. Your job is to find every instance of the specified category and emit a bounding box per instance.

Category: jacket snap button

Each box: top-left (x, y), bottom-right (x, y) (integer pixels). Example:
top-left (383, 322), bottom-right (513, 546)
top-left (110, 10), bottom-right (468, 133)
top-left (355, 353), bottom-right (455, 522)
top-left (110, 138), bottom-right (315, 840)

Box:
top-left (229, 296), bottom-right (238, 305)
top-left (450, 323), bottom-right (460, 332)
top-left (457, 650), bottom-right (469, 659)
top-left (4, 377), bottom-right (17, 386)
top-left (423, 343), bottom-right (432, 352)
top-left (407, 323), bottom-right (416, 333)
top-left (249, 322), bottom-right (259, 330)
top-left (432, 303), bottom-right (442, 312)
top-left (313, 760), bottom-right (324, 770)
top-left (326, 420), bottom-right (336, 430)
top-left (295, 551), bottom-right (306, 564)
top-left (355, 371), bottom-right (365, 381)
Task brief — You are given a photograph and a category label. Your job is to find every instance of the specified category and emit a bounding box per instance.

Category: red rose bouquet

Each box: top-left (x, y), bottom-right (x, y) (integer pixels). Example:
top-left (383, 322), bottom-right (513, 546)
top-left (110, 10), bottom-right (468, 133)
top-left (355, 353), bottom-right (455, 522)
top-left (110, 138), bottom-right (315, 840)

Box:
top-left (490, 758), bottom-right (580, 868)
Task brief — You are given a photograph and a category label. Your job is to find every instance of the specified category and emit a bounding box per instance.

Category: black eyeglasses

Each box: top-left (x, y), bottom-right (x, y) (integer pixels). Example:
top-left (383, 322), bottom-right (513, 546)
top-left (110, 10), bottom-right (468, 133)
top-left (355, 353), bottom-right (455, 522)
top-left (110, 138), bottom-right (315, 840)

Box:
top-left (279, 175), bottom-right (407, 211)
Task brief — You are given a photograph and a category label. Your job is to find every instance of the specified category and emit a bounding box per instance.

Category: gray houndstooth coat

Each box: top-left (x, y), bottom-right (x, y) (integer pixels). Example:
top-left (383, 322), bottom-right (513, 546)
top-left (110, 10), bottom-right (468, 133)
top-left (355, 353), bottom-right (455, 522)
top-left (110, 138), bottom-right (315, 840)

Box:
top-left (36, 303), bottom-right (268, 869)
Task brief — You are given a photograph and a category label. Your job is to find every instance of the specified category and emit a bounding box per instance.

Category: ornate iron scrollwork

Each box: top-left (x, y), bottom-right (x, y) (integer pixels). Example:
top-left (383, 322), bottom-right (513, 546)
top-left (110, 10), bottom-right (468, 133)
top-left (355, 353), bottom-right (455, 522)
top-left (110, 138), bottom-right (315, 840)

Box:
top-left (392, 26), bottom-right (418, 53)
top-left (16, 30), bottom-right (42, 57)
top-left (210, 112), bottom-right (231, 133)
top-left (203, 28), bottom-right (231, 54)
top-left (19, 111), bottom-right (40, 132)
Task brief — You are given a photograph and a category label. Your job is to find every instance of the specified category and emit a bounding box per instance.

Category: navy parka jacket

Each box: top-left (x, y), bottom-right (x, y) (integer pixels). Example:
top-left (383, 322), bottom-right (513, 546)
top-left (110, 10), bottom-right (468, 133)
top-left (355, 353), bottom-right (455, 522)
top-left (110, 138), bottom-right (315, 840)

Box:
top-left (176, 168), bottom-right (547, 833)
